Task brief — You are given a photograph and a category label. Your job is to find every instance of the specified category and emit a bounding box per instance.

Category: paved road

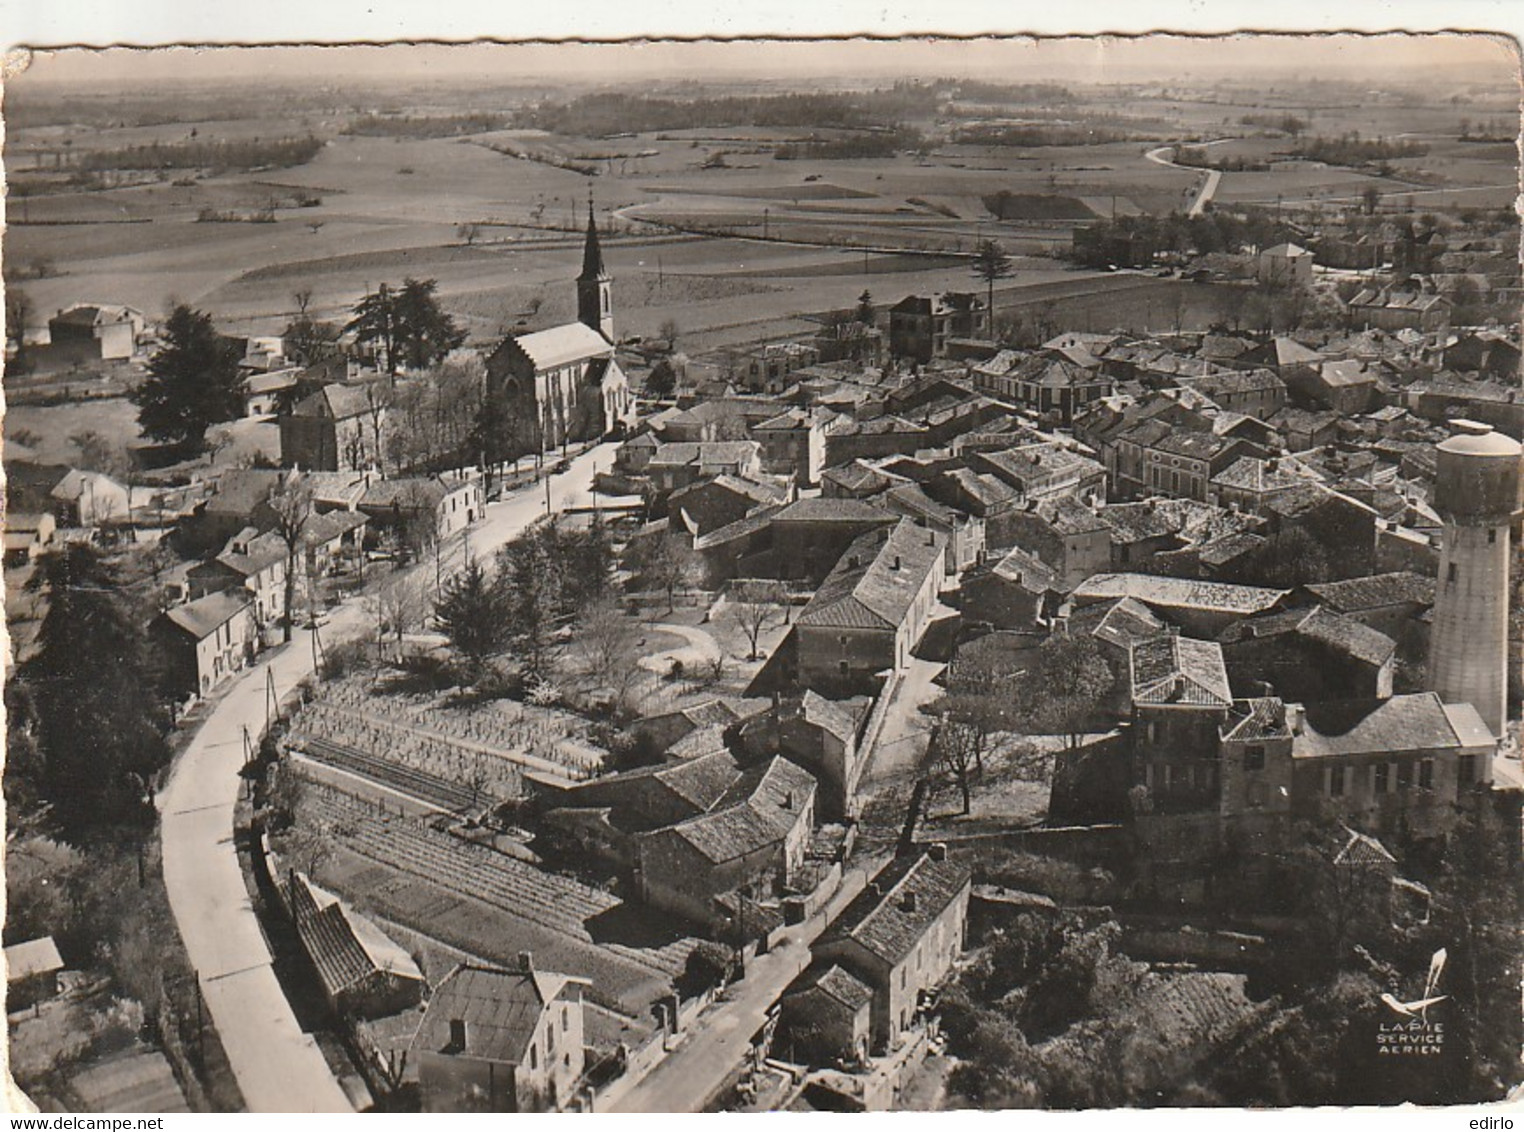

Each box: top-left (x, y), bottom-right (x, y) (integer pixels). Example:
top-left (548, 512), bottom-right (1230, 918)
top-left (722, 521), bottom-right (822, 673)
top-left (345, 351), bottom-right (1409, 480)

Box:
top-left (605, 856), bottom-right (884, 1113)
top-left (157, 444), bottom-right (616, 1112)
top-left (1145, 140), bottom-right (1232, 218)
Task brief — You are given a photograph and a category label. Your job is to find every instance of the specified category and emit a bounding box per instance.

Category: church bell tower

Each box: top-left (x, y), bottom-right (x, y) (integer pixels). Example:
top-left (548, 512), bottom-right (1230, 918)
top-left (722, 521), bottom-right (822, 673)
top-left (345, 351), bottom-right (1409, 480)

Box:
top-left (577, 196), bottom-right (614, 343)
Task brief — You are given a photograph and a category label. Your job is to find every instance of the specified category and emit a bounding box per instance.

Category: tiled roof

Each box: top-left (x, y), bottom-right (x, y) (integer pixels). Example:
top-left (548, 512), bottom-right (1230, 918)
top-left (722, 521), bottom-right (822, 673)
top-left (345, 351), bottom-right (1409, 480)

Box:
top-left (361, 476), bottom-right (447, 511)
top-left (1068, 596), bottom-right (1169, 652)
top-left (797, 519), bottom-right (943, 630)
top-left (293, 382), bottom-right (375, 421)
top-left (205, 468), bottom-right (287, 517)
top-left (1150, 431), bottom-right (1233, 460)
top-left (773, 497), bottom-right (895, 525)
top-left (1291, 692), bottom-right (1487, 759)
top-left (1218, 605), bottom-right (1396, 667)
top-left (161, 591), bottom-right (252, 640)
top-left (1074, 573), bottom-right (1289, 616)
top-left (1221, 696), bottom-right (1291, 742)
top-left (989, 545), bottom-right (1059, 593)
top-left (799, 690), bottom-right (864, 745)
top-left (1130, 635), bottom-right (1233, 708)
top-left (649, 441), bottom-right (760, 468)
top-left (786, 963), bottom-right (875, 1015)
top-left (1210, 456), bottom-right (1320, 493)
top-left (656, 756), bottom-right (817, 865)
top-left (692, 504), bottom-right (783, 550)
top-left (823, 850), bottom-right (971, 968)
top-left (289, 873), bottom-right (422, 1002)
top-left (411, 964), bottom-right (578, 1064)
top-left (1334, 828), bottom-right (1396, 867)
top-left (215, 528), bottom-right (287, 577)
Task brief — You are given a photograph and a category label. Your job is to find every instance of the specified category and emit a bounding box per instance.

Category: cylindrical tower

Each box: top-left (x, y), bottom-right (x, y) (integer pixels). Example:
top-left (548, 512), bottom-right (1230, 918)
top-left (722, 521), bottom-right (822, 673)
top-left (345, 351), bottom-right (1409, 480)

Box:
top-left (1428, 420), bottom-right (1523, 736)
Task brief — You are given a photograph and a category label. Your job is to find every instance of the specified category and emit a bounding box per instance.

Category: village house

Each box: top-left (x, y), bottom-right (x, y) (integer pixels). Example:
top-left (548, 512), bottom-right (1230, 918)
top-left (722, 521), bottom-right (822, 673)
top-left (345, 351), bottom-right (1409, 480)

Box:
top-left (280, 382), bottom-right (385, 472)
top-left (881, 482), bottom-right (985, 575)
top-left (794, 519), bottom-right (946, 694)
top-left (48, 469), bottom-right (137, 529)
top-left (1139, 432), bottom-right (1250, 504)
top-left (778, 963), bottom-right (876, 1067)
top-left (483, 207), bottom-right (634, 455)
top-left (810, 846), bottom-right (972, 1055)
top-left (888, 293), bottom-right (988, 363)
top-left (186, 526), bottom-right (289, 629)
top-left (823, 415), bottom-right (931, 467)
top-left (412, 959), bottom-right (589, 1113)
top-left (1255, 243), bottom-right (1314, 287)
top-left (733, 341), bottom-right (822, 393)
top-left (1217, 604), bottom-right (1397, 702)
top-left (646, 441), bottom-right (763, 496)
top-left (1302, 571), bottom-right (1436, 642)
top-left (769, 497), bottom-right (898, 584)
top-left (657, 398), bottom-right (777, 444)
top-left (1177, 368), bottom-right (1287, 421)
top-left (1346, 287), bottom-right (1452, 334)
top-left (1268, 406), bottom-right (1341, 453)
top-left (959, 544), bottom-right (1062, 630)
top-left (45, 303), bottom-right (147, 364)
top-left (633, 757), bottom-right (818, 930)
top-left (1071, 573), bottom-right (1290, 637)
top-left (1209, 455), bottom-right (1323, 515)
top-left (3, 512), bottom-right (56, 569)
top-left (753, 407), bottom-right (841, 486)
top-left (970, 444), bottom-right (1107, 504)
top-left (150, 590), bottom-right (259, 699)
top-left (360, 471), bottom-right (483, 545)
top-left (668, 475), bottom-right (789, 538)
top-left (243, 367), bottom-right (300, 417)
top-left (735, 691), bottom-right (869, 820)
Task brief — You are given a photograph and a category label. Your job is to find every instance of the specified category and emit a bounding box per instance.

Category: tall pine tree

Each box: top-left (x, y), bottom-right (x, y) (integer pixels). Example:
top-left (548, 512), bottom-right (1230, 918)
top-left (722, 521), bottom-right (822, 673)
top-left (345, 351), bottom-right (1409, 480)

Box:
top-left (21, 545), bottom-right (170, 833)
top-left (131, 305), bottom-right (243, 453)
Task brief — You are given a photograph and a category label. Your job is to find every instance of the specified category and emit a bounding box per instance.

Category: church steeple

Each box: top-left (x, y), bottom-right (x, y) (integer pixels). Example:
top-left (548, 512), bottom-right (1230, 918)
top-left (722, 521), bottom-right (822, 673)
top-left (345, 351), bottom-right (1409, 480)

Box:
top-left (577, 192), bottom-right (614, 342)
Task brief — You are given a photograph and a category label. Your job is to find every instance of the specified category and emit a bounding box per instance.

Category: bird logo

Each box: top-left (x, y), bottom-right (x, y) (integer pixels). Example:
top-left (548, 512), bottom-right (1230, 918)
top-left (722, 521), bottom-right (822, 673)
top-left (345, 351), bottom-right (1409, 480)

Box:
top-left (1379, 948), bottom-right (1447, 1022)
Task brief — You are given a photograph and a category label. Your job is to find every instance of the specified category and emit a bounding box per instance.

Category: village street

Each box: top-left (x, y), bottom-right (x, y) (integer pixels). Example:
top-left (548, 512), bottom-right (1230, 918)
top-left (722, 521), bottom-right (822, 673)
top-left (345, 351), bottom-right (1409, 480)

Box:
top-left (156, 443), bottom-right (618, 1113)
top-left (604, 852), bottom-right (886, 1114)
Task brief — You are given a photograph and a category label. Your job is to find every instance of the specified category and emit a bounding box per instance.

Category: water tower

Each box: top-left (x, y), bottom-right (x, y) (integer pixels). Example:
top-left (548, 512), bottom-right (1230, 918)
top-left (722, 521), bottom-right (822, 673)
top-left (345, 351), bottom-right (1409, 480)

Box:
top-left (1428, 420), bottom-right (1523, 736)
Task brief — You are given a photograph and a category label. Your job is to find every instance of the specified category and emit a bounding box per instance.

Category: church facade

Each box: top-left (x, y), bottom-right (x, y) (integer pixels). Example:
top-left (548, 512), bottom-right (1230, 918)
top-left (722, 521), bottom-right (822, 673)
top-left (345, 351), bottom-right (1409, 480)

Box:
top-left (484, 205), bottom-right (634, 455)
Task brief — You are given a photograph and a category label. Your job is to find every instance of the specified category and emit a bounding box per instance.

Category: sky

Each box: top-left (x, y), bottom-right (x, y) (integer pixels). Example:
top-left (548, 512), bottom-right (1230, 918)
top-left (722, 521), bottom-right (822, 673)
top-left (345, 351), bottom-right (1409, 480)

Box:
top-left (11, 33), bottom-right (1519, 91)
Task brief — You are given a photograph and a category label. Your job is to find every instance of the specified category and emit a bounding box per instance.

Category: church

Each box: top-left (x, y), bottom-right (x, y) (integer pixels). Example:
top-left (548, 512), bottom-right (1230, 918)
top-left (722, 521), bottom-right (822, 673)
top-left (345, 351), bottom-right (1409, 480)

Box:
top-left (484, 202), bottom-right (636, 455)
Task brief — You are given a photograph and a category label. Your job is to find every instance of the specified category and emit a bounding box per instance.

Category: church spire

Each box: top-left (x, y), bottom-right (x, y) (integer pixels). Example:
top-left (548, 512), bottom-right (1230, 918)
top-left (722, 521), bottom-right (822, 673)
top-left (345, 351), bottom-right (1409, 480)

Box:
top-left (576, 188), bottom-right (614, 341)
top-left (579, 192), bottom-right (606, 281)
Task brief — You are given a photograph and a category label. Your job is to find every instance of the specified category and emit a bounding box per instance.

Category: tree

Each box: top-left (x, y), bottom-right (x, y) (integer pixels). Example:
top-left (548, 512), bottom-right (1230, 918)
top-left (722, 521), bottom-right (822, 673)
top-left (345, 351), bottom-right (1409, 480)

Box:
top-left (394, 277), bottom-right (467, 372)
top-left (265, 476), bottom-right (315, 642)
top-left (574, 595), bottom-right (643, 713)
top-left (1240, 526), bottom-right (1331, 589)
top-left (434, 557), bottom-right (509, 679)
top-left (70, 429), bottom-right (129, 478)
top-left (855, 289), bottom-right (875, 326)
top-left (722, 579), bottom-right (788, 660)
top-left (1362, 184), bottom-right (1381, 216)
top-left (20, 546), bottom-right (170, 832)
top-left (645, 358), bottom-right (677, 399)
top-left (931, 719), bottom-right (982, 815)
top-left (970, 238), bottom-right (1015, 330)
top-left (633, 531), bottom-right (703, 612)
top-left (658, 319), bottom-right (681, 352)
top-left (498, 531), bottom-right (562, 681)
top-left (130, 305), bottom-right (243, 452)
top-left (1014, 634), bottom-right (1115, 750)
top-left (456, 222), bottom-right (481, 246)
top-left (282, 314), bottom-right (342, 367)
top-left (6, 285), bottom-right (32, 373)
top-left (364, 568), bottom-right (426, 662)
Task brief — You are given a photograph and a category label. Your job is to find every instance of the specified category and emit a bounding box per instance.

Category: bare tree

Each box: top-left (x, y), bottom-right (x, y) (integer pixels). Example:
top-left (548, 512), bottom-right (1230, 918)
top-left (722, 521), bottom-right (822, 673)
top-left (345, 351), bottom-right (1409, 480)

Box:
top-left (723, 579), bottom-right (788, 660)
top-left (265, 475), bottom-right (315, 642)
top-left (574, 595), bottom-right (643, 713)
top-left (457, 222), bottom-right (482, 246)
top-left (634, 532), bottom-right (704, 613)
top-left (658, 318), bottom-right (681, 352)
top-left (364, 568), bottom-right (426, 662)
top-left (931, 720), bottom-right (981, 815)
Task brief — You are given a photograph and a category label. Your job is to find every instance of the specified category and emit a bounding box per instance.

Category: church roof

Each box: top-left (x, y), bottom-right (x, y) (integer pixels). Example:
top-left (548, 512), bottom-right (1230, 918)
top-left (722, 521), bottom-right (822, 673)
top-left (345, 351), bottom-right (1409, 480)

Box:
top-left (512, 322), bottom-right (612, 370)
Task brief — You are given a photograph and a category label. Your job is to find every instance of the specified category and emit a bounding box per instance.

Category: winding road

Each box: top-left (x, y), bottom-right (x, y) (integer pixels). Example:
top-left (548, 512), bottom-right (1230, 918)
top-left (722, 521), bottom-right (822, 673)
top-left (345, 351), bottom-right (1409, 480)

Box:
top-left (157, 443), bottom-right (617, 1112)
top-left (1145, 140), bottom-right (1235, 218)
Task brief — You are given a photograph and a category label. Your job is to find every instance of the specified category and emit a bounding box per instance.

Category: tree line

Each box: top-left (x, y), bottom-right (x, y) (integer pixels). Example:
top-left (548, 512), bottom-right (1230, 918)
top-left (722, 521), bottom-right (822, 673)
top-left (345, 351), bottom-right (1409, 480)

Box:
top-left (77, 135), bottom-right (324, 173)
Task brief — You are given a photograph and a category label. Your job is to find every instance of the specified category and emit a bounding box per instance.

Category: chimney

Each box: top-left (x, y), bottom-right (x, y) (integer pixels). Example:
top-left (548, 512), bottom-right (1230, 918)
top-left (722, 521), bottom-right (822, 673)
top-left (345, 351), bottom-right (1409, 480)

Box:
top-left (928, 842), bottom-right (948, 862)
top-left (848, 554), bottom-right (860, 569)
top-left (891, 555), bottom-right (901, 571)
top-left (449, 1018), bottom-right (467, 1050)
top-left (901, 891), bottom-right (919, 913)
top-left (518, 951), bottom-right (535, 973)
top-left (782, 790), bottom-right (794, 811)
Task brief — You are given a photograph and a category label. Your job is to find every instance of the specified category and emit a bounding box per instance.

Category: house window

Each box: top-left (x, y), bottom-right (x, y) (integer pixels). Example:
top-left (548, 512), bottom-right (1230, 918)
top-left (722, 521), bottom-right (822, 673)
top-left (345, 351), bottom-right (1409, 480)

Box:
top-left (838, 661), bottom-right (849, 676)
top-left (1419, 759), bottom-right (1434, 790)
top-left (1447, 563), bottom-right (1458, 583)
top-left (1374, 762), bottom-right (1390, 794)
top-left (1328, 766), bottom-right (1346, 797)
top-left (1244, 745), bottom-right (1265, 771)
top-left (562, 1007), bottom-right (569, 1032)
top-left (1488, 528), bottom-right (1498, 544)
top-left (1397, 761), bottom-right (1414, 790)
top-left (1459, 754), bottom-right (1477, 787)
top-left (529, 1044), bottom-right (538, 1070)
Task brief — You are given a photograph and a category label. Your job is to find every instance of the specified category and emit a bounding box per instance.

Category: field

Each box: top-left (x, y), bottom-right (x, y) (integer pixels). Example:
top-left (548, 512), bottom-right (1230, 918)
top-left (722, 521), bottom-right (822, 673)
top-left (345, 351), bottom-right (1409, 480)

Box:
top-left (6, 73), bottom-right (1515, 404)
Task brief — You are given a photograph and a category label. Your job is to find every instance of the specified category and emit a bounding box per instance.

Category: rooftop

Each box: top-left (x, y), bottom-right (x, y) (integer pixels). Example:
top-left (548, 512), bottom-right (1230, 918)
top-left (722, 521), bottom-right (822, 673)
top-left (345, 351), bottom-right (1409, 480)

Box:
top-left (160, 590), bottom-right (252, 640)
top-left (1292, 692), bottom-right (1494, 760)
top-left (411, 963), bottom-right (582, 1065)
top-left (1073, 573), bottom-right (1289, 616)
top-left (1218, 605), bottom-right (1397, 667)
top-left (1130, 635), bottom-right (1233, 709)
top-left (823, 850), bottom-right (971, 968)
top-left (510, 321), bottom-right (612, 370)
top-left (797, 519), bottom-right (944, 631)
